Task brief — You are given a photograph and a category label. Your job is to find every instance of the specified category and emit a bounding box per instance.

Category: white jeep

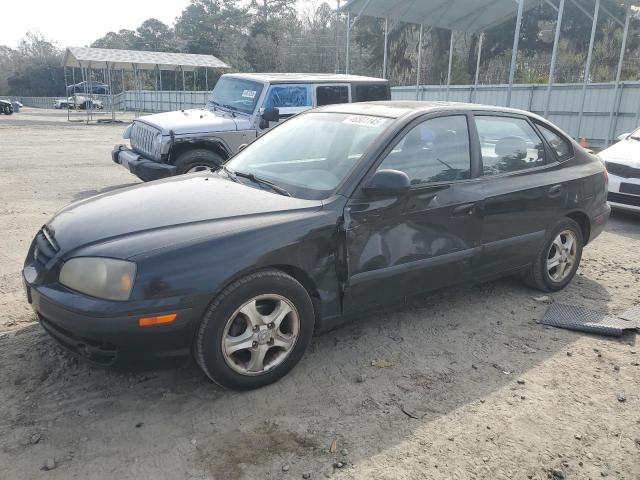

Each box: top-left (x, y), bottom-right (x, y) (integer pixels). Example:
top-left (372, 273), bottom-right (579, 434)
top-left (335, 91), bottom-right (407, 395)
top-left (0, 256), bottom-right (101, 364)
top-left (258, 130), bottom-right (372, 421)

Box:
top-left (112, 73), bottom-right (390, 181)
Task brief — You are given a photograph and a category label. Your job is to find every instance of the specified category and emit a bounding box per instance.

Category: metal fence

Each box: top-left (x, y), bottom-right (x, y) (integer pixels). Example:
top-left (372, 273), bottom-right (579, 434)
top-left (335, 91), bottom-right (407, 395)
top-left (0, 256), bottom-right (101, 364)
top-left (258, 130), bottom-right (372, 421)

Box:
top-left (391, 81), bottom-right (640, 148)
top-left (3, 91), bottom-right (210, 114)
top-left (7, 81), bottom-right (640, 147)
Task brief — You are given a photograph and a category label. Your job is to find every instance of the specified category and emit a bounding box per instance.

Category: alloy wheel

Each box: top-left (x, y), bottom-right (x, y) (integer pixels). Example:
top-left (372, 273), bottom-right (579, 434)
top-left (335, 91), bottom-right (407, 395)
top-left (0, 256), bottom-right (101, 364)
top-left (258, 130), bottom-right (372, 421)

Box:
top-left (221, 294), bottom-right (300, 376)
top-left (546, 229), bottom-right (578, 282)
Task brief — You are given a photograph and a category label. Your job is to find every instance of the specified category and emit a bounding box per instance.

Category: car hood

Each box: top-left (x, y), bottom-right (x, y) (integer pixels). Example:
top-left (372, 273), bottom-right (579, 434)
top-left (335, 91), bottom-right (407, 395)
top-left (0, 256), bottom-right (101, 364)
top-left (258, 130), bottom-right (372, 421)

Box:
top-left (137, 109), bottom-right (248, 135)
top-left (599, 139), bottom-right (640, 167)
top-left (47, 174), bottom-right (322, 257)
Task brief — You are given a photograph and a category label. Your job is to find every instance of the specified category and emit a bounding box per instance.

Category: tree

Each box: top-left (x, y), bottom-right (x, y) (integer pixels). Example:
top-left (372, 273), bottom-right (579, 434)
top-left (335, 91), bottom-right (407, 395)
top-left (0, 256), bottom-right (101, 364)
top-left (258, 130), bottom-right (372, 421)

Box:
top-left (4, 33), bottom-right (65, 96)
top-left (91, 30), bottom-right (137, 50)
top-left (133, 19), bottom-right (175, 52)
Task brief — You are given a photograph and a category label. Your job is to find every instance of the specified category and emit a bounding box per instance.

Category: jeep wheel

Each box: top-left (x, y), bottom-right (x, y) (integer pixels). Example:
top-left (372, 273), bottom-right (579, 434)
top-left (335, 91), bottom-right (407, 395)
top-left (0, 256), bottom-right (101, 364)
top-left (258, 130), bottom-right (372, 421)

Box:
top-left (174, 149), bottom-right (223, 175)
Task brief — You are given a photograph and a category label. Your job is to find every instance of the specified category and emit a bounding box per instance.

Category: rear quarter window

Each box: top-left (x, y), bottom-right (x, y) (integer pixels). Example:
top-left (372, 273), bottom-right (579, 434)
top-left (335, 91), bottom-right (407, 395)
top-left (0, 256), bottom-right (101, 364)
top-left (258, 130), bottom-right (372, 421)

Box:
top-left (353, 84), bottom-right (390, 102)
top-left (535, 123), bottom-right (573, 161)
top-left (316, 85), bottom-right (349, 106)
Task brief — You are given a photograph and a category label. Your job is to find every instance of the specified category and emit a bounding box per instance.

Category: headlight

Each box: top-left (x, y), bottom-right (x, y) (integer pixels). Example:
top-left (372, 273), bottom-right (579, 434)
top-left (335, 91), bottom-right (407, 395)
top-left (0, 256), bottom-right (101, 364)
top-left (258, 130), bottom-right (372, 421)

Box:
top-left (59, 257), bottom-right (136, 301)
top-left (122, 124), bottom-right (133, 139)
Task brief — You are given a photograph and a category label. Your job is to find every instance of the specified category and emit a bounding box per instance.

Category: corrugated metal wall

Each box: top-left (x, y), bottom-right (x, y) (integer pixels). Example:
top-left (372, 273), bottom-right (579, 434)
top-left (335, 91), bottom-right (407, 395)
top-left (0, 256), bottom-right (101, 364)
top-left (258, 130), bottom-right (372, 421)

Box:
top-left (391, 82), bottom-right (640, 148)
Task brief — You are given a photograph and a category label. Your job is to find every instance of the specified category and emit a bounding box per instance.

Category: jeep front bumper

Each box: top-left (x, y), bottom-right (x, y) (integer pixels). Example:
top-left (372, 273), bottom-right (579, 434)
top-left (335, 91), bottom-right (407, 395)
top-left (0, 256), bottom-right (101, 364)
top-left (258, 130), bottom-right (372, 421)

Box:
top-left (112, 145), bottom-right (176, 182)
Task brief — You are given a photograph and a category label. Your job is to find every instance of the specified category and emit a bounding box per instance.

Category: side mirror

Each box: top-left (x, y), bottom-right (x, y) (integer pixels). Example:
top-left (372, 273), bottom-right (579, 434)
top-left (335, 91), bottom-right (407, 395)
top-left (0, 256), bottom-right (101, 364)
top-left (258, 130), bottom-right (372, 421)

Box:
top-left (617, 133), bottom-right (630, 142)
top-left (261, 107), bottom-right (280, 123)
top-left (363, 169), bottom-right (410, 196)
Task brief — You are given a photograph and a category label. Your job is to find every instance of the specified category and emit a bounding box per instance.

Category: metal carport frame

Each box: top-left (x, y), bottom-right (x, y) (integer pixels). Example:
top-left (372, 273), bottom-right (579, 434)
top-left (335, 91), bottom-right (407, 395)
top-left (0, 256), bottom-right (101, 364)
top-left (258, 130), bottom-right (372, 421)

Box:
top-left (341, 0), bottom-right (638, 145)
top-left (62, 47), bottom-right (231, 123)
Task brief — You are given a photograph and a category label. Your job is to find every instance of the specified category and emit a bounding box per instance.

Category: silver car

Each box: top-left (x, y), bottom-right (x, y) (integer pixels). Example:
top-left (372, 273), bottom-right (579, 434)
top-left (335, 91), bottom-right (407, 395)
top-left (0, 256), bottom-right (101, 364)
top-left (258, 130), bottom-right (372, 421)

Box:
top-left (112, 73), bottom-right (390, 182)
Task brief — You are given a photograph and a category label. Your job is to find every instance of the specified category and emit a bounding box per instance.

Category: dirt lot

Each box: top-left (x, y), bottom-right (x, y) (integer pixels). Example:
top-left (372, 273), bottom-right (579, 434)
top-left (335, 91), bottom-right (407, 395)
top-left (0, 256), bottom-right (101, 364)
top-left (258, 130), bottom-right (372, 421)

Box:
top-left (1, 108), bottom-right (639, 480)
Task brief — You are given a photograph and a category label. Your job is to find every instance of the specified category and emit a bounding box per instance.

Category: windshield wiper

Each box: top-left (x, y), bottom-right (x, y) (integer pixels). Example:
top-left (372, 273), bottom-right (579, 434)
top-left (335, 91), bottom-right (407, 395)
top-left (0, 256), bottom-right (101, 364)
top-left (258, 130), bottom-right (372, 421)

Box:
top-left (221, 165), bottom-right (239, 182)
top-left (233, 170), bottom-right (291, 197)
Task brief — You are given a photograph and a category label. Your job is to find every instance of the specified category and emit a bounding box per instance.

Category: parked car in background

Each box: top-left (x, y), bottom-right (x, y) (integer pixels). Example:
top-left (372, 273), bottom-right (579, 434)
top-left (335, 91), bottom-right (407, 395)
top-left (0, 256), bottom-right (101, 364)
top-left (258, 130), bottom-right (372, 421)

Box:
top-left (54, 96), bottom-right (103, 110)
top-left (600, 128), bottom-right (640, 213)
top-left (66, 80), bottom-right (110, 96)
top-left (0, 99), bottom-right (13, 115)
top-left (25, 101), bottom-right (609, 390)
top-left (112, 73), bottom-right (391, 181)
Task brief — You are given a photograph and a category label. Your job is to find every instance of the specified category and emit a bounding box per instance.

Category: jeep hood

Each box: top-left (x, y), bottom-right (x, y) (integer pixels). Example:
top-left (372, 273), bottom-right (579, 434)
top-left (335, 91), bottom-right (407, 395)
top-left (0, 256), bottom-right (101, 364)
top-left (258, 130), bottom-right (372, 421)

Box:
top-left (136, 109), bottom-right (250, 136)
top-left (47, 174), bottom-right (322, 258)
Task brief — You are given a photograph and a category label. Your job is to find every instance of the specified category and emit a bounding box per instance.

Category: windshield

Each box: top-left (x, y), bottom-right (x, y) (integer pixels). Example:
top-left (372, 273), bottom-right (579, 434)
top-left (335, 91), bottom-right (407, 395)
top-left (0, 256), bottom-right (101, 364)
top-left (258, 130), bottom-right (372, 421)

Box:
top-left (224, 112), bottom-right (392, 200)
top-left (208, 77), bottom-right (264, 115)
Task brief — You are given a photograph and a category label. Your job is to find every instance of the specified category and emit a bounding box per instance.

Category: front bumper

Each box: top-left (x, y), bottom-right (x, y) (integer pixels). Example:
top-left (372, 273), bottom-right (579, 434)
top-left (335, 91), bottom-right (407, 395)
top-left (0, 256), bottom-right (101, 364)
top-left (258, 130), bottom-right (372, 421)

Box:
top-left (23, 271), bottom-right (199, 366)
top-left (607, 172), bottom-right (640, 213)
top-left (112, 145), bottom-right (176, 182)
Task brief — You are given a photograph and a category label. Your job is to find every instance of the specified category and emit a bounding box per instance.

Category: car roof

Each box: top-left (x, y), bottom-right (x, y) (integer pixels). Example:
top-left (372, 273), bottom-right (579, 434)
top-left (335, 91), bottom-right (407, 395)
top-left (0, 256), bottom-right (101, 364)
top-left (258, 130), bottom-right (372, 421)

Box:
top-left (313, 100), bottom-right (543, 120)
top-left (223, 73), bottom-right (389, 84)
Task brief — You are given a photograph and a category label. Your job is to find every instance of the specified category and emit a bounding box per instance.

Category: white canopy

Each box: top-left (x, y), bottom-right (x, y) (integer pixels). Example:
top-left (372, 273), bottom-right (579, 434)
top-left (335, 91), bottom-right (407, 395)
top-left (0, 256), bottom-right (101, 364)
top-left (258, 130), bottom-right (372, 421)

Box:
top-left (63, 47), bottom-right (231, 72)
top-left (340, 0), bottom-right (544, 33)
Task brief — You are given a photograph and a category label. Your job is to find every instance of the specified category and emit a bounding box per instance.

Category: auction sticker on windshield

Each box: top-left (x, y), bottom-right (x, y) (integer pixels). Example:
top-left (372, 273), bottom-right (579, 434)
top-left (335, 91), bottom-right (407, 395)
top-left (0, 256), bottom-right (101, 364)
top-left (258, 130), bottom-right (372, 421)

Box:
top-left (242, 90), bottom-right (257, 99)
top-left (342, 115), bottom-right (387, 127)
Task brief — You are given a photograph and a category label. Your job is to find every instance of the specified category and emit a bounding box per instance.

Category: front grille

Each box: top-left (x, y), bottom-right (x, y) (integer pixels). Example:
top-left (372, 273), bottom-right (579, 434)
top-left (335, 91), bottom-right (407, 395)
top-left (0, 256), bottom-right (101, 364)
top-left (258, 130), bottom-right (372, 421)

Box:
top-left (608, 192), bottom-right (640, 207)
top-left (33, 226), bottom-right (60, 267)
top-left (130, 122), bottom-right (161, 160)
top-left (605, 161), bottom-right (640, 179)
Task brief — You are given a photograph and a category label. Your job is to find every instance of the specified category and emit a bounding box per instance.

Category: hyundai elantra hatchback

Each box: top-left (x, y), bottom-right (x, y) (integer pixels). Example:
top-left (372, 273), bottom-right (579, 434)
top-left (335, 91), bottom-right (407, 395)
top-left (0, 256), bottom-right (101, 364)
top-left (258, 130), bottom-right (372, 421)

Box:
top-left (23, 101), bottom-right (610, 390)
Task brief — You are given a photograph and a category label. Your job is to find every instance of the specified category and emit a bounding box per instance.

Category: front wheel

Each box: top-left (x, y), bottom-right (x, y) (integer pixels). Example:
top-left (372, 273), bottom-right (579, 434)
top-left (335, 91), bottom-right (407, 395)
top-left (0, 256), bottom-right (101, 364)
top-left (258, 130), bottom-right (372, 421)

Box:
top-left (522, 218), bottom-right (583, 292)
top-left (174, 149), bottom-right (223, 175)
top-left (194, 269), bottom-right (315, 390)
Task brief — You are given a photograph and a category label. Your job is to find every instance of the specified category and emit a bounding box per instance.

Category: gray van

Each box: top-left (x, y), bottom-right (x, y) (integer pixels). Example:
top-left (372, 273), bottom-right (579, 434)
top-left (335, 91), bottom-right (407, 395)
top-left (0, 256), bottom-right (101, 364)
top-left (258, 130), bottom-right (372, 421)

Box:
top-left (112, 73), bottom-right (390, 181)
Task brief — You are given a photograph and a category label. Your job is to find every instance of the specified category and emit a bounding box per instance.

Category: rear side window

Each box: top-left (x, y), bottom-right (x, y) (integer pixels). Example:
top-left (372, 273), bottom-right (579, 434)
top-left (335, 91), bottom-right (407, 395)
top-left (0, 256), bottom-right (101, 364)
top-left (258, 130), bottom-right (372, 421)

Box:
top-left (475, 116), bottom-right (545, 175)
top-left (316, 85), bottom-right (349, 106)
top-left (377, 115), bottom-right (471, 185)
top-left (536, 123), bottom-right (572, 161)
top-left (264, 84), bottom-right (312, 109)
top-left (353, 84), bottom-right (390, 102)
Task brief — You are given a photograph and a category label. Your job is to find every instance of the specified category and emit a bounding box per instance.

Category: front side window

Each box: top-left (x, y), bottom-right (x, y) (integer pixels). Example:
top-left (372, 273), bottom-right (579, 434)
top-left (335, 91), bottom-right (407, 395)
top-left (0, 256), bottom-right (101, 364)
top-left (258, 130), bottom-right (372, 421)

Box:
top-left (225, 112), bottom-right (392, 199)
top-left (476, 116), bottom-right (545, 175)
top-left (536, 123), bottom-right (572, 161)
top-left (376, 115), bottom-right (471, 185)
top-left (263, 84), bottom-right (312, 109)
top-left (316, 85), bottom-right (349, 106)
top-left (208, 77), bottom-right (264, 114)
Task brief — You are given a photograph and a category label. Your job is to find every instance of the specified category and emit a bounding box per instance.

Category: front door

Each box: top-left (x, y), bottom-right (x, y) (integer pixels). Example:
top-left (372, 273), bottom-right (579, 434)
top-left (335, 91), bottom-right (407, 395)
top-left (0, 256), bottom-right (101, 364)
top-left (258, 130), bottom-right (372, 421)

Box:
top-left (343, 113), bottom-right (484, 312)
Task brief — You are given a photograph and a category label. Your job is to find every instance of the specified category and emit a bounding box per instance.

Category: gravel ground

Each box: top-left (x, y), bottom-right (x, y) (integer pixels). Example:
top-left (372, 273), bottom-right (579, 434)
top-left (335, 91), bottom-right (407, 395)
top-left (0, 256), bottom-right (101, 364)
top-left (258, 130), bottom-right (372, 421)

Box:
top-left (1, 108), bottom-right (639, 480)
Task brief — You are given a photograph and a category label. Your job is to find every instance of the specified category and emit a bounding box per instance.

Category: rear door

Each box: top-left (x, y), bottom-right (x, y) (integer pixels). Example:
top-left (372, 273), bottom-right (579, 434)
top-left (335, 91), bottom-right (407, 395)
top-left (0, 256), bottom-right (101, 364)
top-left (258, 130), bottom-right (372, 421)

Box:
top-left (343, 112), bottom-right (484, 311)
top-left (471, 112), bottom-right (569, 276)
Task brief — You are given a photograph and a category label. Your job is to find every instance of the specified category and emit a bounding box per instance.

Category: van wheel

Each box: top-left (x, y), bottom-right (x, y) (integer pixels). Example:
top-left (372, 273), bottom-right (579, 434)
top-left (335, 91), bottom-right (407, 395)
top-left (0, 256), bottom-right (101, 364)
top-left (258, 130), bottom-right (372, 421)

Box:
top-left (194, 269), bottom-right (315, 390)
top-left (174, 149), bottom-right (223, 174)
top-left (522, 218), bottom-right (583, 292)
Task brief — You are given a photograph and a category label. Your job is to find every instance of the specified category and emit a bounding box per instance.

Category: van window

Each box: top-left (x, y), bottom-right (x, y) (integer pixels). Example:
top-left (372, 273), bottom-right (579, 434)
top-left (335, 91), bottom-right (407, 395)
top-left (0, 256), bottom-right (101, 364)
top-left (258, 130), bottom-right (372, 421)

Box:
top-left (316, 85), bottom-right (349, 106)
top-left (353, 84), bottom-right (390, 102)
top-left (264, 84), bottom-right (312, 109)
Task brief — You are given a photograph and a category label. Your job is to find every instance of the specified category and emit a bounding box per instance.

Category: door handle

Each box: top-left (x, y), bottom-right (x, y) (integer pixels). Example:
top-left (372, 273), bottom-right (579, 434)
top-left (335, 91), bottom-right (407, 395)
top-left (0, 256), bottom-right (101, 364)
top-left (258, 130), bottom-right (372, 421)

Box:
top-left (452, 203), bottom-right (476, 217)
top-left (548, 184), bottom-right (563, 198)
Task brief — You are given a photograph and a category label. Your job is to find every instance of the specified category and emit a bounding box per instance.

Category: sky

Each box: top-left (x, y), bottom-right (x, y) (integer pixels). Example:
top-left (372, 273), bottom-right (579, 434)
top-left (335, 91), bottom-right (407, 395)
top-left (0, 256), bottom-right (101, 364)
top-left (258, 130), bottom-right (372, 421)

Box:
top-left (1, 0), bottom-right (333, 49)
top-left (1, 0), bottom-right (193, 48)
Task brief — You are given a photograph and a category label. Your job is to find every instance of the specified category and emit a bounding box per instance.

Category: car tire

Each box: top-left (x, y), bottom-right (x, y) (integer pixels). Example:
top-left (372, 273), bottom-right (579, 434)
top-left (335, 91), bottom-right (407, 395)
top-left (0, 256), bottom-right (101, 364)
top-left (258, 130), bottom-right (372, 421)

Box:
top-left (194, 269), bottom-right (315, 390)
top-left (174, 149), bottom-right (223, 174)
top-left (522, 218), bottom-right (584, 292)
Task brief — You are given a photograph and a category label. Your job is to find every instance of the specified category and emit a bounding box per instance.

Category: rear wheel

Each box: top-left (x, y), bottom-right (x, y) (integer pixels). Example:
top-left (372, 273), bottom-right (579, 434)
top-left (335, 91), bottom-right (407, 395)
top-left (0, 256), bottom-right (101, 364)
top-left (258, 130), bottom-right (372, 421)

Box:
top-left (194, 269), bottom-right (315, 390)
top-left (174, 149), bottom-right (223, 175)
top-left (522, 218), bottom-right (583, 292)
